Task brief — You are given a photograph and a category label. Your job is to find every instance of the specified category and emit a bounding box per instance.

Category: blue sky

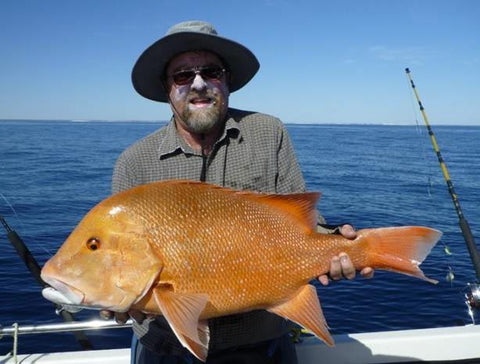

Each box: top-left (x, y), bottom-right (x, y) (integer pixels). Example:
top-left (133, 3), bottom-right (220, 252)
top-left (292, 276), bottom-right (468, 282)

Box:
top-left (1, 0), bottom-right (479, 124)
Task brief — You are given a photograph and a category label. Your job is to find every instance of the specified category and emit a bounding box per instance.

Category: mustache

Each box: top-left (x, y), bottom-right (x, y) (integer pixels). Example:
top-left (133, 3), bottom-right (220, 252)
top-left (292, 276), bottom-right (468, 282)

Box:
top-left (187, 90), bottom-right (217, 102)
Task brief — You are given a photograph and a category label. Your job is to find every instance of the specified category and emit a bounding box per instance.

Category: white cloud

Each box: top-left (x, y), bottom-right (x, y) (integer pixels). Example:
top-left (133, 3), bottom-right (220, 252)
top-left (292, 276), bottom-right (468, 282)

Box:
top-left (369, 45), bottom-right (433, 65)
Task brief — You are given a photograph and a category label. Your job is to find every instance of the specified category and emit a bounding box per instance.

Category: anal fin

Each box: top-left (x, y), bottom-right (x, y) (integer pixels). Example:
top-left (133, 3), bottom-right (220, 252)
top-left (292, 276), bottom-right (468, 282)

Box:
top-left (268, 284), bottom-right (334, 346)
top-left (153, 286), bottom-right (210, 361)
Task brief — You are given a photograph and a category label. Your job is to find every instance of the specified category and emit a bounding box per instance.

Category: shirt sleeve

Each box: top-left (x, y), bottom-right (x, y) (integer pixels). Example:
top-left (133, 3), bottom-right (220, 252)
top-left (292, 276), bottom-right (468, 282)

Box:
top-left (275, 124), bottom-right (306, 194)
top-left (276, 123), bottom-right (326, 225)
top-left (111, 151), bottom-right (139, 194)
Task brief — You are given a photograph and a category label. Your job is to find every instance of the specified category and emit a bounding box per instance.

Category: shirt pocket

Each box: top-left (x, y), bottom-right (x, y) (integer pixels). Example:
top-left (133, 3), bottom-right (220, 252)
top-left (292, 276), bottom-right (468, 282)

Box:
top-left (224, 153), bottom-right (274, 192)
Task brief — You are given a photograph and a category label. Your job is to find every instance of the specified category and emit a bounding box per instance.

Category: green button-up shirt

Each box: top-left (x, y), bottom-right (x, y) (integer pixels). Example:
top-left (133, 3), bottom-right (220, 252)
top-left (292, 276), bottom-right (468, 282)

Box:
top-left (113, 108), bottom-right (316, 195)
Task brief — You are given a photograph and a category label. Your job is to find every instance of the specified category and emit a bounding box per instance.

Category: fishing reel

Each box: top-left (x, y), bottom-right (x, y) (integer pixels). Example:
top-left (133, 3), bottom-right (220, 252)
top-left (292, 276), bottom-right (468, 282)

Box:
top-left (465, 283), bottom-right (480, 323)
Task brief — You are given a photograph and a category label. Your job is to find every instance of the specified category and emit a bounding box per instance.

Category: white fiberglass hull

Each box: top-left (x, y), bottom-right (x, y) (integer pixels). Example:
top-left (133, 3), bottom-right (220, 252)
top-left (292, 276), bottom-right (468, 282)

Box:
top-left (1, 325), bottom-right (479, 363)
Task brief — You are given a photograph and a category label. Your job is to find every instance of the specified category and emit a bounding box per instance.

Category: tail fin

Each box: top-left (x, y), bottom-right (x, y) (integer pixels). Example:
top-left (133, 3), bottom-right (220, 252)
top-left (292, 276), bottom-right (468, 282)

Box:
top-left (359, 226), bottom-right (442, 284)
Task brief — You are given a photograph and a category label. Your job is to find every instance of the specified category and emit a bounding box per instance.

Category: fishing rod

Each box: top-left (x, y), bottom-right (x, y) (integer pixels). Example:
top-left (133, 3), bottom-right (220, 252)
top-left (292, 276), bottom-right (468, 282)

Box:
top-left (405, 68), bottom-right (480, 314)
top-left (0, 213), bottom-right (94, 350)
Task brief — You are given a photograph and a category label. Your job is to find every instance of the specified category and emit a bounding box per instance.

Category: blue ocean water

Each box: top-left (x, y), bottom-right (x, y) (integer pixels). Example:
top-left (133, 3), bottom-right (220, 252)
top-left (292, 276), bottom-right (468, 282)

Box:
top-left (0, 120), bottom-right (479, 355)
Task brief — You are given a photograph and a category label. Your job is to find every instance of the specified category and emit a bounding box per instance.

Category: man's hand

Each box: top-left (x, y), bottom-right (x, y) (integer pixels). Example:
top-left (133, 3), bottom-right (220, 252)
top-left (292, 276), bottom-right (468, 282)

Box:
top-left (318, 224), bottom-right (374, 286)
top-left (99, 309), bottom-right (147, 324)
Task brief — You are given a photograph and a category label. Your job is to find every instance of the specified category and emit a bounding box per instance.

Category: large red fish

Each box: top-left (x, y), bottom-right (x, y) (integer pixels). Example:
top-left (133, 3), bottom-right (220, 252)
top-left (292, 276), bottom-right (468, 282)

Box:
top-left (41, 180), bottom-right (441, 361)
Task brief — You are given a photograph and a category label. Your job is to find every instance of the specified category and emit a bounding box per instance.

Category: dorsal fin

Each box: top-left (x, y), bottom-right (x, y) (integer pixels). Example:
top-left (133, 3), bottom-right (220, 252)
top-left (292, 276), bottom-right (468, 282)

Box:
top-left (238, 190), bottom-right (321, 233)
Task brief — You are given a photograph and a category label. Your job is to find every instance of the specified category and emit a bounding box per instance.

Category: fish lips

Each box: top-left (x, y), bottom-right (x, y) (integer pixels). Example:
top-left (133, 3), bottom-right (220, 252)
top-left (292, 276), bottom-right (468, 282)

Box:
top-left (41, 278), bottom-right (84, 306)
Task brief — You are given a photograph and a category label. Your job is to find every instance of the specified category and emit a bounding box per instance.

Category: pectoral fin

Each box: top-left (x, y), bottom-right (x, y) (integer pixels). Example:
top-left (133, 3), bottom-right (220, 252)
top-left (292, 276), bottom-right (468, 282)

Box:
top-left (268, 284), bottom-right (334, 346)
top-left (152, 286), bottom-right (210, 361)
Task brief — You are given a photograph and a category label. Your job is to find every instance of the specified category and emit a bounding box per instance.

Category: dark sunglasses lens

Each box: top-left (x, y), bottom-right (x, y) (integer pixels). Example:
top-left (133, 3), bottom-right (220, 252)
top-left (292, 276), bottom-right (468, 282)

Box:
top-left (172, 71), bottom-right (196, 85)
top-left (201, 67), bottom-right (224, 80)
top-left (172, 67), bottom-right (224, 85)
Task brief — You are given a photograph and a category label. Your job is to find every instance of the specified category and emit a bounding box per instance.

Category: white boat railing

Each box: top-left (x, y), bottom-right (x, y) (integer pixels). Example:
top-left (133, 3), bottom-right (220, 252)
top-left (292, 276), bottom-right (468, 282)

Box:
top-left (0, 319), bottom-right (132, 337)
top-left (0, 319), bottom-right (132, 363)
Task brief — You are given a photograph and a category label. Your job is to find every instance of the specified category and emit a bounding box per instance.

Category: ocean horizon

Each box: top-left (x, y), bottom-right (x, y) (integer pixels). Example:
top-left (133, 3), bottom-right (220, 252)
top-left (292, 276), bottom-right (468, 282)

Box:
top-left (1, 119), bottom-right (479, 127)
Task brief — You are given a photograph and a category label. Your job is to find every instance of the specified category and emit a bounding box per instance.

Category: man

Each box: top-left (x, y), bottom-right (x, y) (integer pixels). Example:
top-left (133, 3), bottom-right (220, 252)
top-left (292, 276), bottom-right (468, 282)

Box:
top-left (110, 20), bottom-right (373, 364)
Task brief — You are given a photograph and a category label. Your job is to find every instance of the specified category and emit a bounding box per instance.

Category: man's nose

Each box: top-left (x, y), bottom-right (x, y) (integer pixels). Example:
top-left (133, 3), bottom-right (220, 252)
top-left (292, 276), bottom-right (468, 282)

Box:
top-left (190, 73), bottom-right (207, 90)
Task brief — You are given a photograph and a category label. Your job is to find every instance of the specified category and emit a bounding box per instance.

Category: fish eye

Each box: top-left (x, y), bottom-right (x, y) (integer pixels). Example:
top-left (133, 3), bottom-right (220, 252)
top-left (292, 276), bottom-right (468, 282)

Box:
top-left (86, 238), bottom-right (101, 251)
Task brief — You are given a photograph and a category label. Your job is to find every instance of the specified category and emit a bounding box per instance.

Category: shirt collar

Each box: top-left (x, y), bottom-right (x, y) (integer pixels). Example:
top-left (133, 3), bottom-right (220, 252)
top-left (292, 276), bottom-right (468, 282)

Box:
top-left (157, 116), bottom-right (189, 158)
top-left (157, 111), bottom-right (241, 159)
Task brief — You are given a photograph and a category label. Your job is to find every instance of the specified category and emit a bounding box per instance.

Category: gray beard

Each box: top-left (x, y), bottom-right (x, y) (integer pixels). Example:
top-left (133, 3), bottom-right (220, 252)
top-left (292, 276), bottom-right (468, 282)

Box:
top-left (181, 102), bottom-right (225, 134)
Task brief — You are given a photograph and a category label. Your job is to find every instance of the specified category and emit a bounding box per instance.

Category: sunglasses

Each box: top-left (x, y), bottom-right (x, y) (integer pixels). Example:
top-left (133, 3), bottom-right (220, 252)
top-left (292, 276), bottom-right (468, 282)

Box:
top-left (170, 66), bottom-right (226, 86)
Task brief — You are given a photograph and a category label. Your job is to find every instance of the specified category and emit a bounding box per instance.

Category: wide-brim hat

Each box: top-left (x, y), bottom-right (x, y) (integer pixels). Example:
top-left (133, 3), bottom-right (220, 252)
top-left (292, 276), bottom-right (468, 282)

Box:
top-left (132, 20), bottom-right (260, 103)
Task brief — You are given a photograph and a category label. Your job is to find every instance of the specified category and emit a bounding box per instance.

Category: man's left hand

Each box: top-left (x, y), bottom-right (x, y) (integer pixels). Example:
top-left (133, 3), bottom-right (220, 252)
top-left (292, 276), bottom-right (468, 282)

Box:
top-left (318, 224), bottom-right (374, 286)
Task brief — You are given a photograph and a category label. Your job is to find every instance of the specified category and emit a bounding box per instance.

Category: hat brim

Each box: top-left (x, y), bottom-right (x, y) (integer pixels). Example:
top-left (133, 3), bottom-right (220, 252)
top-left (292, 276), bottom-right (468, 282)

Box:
top-left (131, 32), bottom-right (260, 103)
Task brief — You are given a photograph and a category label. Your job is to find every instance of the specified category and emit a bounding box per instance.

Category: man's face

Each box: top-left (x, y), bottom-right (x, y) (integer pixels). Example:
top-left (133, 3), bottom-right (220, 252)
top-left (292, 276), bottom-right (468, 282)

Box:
top-left (165, 51), bottom-right (230, 134)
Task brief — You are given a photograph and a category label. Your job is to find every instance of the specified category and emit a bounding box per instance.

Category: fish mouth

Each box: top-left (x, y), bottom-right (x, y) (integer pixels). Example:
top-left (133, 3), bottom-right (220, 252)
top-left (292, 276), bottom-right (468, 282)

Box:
top-left (41, 277), bottom-right (84, 306)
